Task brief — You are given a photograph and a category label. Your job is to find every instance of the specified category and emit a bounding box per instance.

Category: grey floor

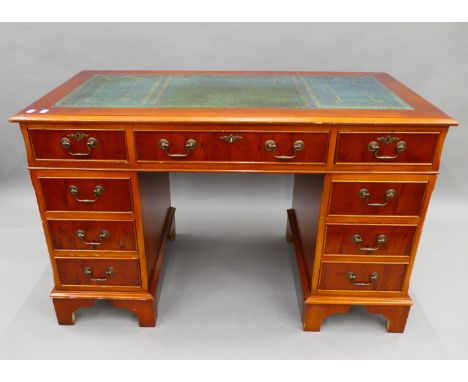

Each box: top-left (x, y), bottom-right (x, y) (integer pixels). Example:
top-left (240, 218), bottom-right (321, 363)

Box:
top-left (0, 156), bottom-right (467, 359)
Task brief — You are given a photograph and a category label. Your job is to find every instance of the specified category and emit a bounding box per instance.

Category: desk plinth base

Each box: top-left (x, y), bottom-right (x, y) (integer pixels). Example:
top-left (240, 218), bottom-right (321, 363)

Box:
top-left (51, 294), bottom-right (157, 327)
top-left (302, 298), bottom-right (412, 333)
top-left (286, 208), bottom-right (412, 333)
top-left (50, 207), bottom-right (176, 327)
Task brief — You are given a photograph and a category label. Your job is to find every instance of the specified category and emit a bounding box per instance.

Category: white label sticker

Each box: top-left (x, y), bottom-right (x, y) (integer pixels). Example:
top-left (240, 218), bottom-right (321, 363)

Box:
top-left (26, 109), bottom-right (36, 113)
top-left (39, 109), bottom-right (49, 114)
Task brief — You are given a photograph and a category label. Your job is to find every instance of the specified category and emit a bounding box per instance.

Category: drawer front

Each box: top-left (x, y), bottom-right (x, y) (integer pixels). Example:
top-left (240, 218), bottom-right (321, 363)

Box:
top-left (324, 224), bottom-right (416, 257)
top-left (136, 131), bottom-right (215, 161)
top-left (48, 220), bottom-right (137, 251)
top-left (29, 129), bottom-right (128, 161)
top-left (329, 181), bottom-right (427, 216)
top-left (56, 258), bottom-right (141, 287)
top-left (335, 132), bottom-right (439, 164)
top-left (40, 178), bottom-right (133, 212)
top-left (319, 263), bottom-right (407, 292)
top-left (135, 131), bottom-right (328, 163)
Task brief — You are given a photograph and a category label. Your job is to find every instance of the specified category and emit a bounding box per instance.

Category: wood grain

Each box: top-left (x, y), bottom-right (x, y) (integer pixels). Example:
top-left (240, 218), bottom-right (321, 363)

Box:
top-left (29, 128), bottom-right (128, 161)
top-left (323, 224), bottom-right (416, 257)
top-left (137, 172), bottom-right (171, 280)
top-left (39, 177), bottom-right (133, 212)
top-left (328, 181), bottom-right (427, 216)
top-left (335, 131), bottom-right (439, 164)
top-left (55, 258), bottom-right (141, 287)
top-left (135, 130), bottom-right (328, 163)
top-left (48, 219), bottom-right (137, 251)
top-left (318, 262), bottom-right (407, 292)
top-left (291, 175), bottom-right (324, 285)
top-left (366, 304), bottom-right (411, 333)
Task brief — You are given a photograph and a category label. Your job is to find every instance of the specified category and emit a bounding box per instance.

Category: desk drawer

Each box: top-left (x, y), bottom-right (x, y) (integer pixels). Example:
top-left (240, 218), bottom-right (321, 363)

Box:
top-left (319, 262), bottom-right (407, 292)
top-left (48, 220), bottom-right (137, 251)
top-left (328, 180), bottom-right (427, 216)
top-left (324, 224), bottom-right (416, 257)
top-left (135, 131), bottom-right (328, 163)
top-left (56, 258), bottom-right (141, 287)
top-left (29, 129), bottom-right (128, 161)
top-left (40, 178), bottom-right (133, 212)
top-left (335, 132), bottom-right (439, 165)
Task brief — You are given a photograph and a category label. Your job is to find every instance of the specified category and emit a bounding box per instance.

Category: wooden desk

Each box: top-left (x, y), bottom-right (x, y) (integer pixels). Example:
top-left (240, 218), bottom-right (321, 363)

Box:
top-left (10, 71), bottom-right (457, 332)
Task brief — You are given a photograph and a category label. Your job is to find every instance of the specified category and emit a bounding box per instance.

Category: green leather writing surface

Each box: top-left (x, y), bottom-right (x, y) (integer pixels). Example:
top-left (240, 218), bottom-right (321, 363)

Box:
top-left (54, 74), bottom-right (412, 110)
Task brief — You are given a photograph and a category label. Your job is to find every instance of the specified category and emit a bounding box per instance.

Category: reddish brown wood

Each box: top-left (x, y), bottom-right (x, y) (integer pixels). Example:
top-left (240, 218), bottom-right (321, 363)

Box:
top-left (329, 181), bottom-right (427, 216)
top-left (366, 305), bottom-right (411, 333)
top-left (291, 175), bottom-right (325, 282)
top-left (335, 131), bottom-right (439, 164)
top-left (52, 296), bottom-right (155, 327)
top-left (48, 220), bottom-right (137, 251)
top-left (52, 298), bottom-right (96, 325)
top-left (110, 299), bottom-right (156, 327)
top-left (324, 224), bottom-right (416, 257)
top-left (39, 177), bottom-right (133, 212)
top-left (303, 302), bottom-right (411, 332)
top-left (137, 172), bottom-right (172, 279)
top-left (318, 263), bottom-right (407, 292)
top-left (135, 130), bottom-right (328, 163)
top-left (303, 303), bottom-right (351, 331)
top-left (55, 258), bottom-right (141, 287)
top-left (29, 128), bottom-right (128, 161)
top-left (148, 207), bottom-right (176, 295)
top-left (287, 209), bottom-right (311, 298)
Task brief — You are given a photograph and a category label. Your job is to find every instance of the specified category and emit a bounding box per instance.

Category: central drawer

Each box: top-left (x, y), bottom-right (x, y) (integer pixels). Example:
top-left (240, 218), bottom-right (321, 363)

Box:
top-left (134, 130), bottom-right (329, 163)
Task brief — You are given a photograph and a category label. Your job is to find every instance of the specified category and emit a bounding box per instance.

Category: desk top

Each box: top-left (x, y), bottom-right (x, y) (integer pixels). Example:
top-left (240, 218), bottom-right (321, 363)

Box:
top-left (10, 71), bottom-right (457, 126)
top-left (53, 74), bottom-right (413, 110)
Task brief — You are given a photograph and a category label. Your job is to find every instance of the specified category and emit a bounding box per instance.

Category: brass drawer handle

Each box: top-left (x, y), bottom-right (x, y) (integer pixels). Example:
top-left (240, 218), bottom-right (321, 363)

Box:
top-left (359, 188), bottom-right (396, 207)
top-left (68, 185), bottom-right (104, 203)
top-left (352, 234), bottom-right (387, 252)
top-left (346, 271), bottom-right (379, 286)
top-left (75, 229), bottom-right (110, 246)
top-left (264, 140), bottom-right (304, 160)
top-left (159, 138), bottom-right (197, 158)
top-left (60, 131), bottom-right (98, 157)
top-left (368, 136), bottom-right (407, 160)
top-left (83, 266), bottom-right (115, 282)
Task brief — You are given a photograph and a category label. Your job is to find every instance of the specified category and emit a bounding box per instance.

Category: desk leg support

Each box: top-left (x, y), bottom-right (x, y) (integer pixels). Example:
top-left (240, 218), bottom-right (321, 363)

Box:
top-left (302, 302), bottom-right (411, 332)
top-left (303, 304), bottom-right (351, 331)
top-left (52, 298), bottom-right (96, 325)
top-left (366, 305), bottom-right (411, 333)
top-left (110, 299), bottom-right (156, 327)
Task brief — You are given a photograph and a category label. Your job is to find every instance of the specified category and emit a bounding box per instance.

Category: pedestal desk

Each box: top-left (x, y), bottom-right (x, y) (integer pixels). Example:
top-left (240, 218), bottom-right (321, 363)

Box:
top-left (10, 71), bottom-right (457, 332)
